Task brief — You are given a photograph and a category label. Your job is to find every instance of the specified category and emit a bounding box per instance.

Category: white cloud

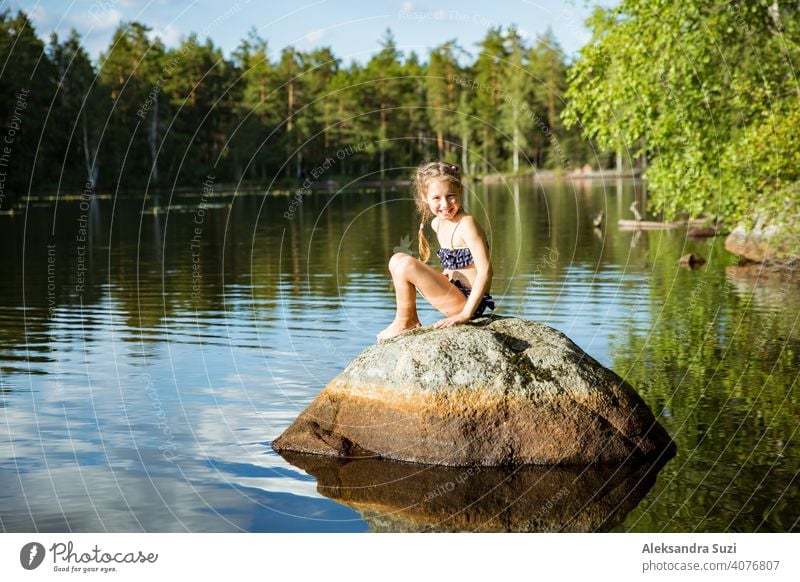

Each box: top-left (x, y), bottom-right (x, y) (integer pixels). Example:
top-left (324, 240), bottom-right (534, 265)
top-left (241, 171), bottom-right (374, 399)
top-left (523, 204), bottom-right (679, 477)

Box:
top-left (305, 28), bottom-right (326, 43)
top-left (24, 3), bottom-right (56, 47)
top-left (148, 24), bottom-right (183, 47)
top-left (400, 1), bottom-right (414, 12)
top-left (86, 8), bottom-right (123, 31)
top-left (26, 4), bottom-right (47, 23)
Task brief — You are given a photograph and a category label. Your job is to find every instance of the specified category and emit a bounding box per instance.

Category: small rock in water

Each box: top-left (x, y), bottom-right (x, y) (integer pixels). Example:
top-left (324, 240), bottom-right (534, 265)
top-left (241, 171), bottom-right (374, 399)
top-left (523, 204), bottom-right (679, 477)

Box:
top-left (688, 226), bottom-right (717, 238)
top-left (678, 253), bottom-right (706, 269)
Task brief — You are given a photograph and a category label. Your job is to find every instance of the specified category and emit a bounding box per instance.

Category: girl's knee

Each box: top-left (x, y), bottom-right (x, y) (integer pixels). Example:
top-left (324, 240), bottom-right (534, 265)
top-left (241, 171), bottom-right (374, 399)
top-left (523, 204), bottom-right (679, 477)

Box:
top-left (389, 252), bottom-right (414, 274)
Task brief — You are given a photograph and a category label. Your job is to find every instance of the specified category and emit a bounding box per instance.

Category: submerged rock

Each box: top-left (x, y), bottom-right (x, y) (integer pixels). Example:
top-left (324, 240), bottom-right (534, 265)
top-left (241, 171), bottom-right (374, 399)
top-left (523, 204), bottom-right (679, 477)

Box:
top-left (272, 316), bottom-right (675, 466)
top-left (278, 451), bottom-right (668, 532)
top-left (678, 253), bottom-right (706, 269)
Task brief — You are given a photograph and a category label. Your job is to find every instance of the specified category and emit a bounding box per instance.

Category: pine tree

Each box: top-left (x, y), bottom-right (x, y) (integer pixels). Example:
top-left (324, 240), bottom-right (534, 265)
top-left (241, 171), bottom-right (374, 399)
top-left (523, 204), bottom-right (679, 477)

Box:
top-left (232, 29), bottom-right (277, 181)
top-left (98, 22), bottom-right (165, 187)
top-left (527, 29), bottom-right (569, 169)
top-left (364, 30), bottom-right (405, 177)
top-left (472, 27), bottom-right (508, 173)
top-left (425, 40), bottom-right (464, 162)
top-left (48, 30), bottom-right (105, 189)
top-left (0, 10), bottom-right (56, 194)
top-left (275, 46), bottom-right (305, 178)
top-left (499, 27), bottom-right (532, 173)
top-left (399, 51), bottom-right (429, 166)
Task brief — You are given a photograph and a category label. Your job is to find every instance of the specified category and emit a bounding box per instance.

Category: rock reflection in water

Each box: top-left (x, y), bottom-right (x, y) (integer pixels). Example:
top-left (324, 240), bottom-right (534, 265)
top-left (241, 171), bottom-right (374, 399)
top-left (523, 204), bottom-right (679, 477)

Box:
top-left (725, 264), bottom-right (799, 310)
top-left (279, 452), bottom-right (671, 532)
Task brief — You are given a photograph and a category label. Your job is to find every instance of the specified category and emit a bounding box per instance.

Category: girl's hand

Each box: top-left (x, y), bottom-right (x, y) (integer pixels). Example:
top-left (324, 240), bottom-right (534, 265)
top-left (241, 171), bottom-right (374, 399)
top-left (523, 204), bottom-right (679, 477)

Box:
top-left (433, 313), bottom-right (471, 329)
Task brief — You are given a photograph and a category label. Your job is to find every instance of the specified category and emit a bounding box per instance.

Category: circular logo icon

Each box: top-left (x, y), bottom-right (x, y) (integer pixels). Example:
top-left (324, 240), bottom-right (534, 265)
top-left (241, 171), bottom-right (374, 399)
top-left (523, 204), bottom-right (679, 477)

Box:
top-left (20, 542), bottom-right (46, 570)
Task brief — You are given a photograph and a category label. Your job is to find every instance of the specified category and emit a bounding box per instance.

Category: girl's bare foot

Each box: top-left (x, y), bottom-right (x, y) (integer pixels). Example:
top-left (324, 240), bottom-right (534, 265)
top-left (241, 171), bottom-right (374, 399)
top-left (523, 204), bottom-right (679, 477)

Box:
top-left (376, 320), bottom-right (421, 343)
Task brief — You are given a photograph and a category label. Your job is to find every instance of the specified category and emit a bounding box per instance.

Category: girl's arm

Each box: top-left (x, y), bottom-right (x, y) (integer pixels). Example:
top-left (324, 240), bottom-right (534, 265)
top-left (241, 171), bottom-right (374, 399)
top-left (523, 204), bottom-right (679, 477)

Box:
top-left (433, 216), bottom-right (493, 328)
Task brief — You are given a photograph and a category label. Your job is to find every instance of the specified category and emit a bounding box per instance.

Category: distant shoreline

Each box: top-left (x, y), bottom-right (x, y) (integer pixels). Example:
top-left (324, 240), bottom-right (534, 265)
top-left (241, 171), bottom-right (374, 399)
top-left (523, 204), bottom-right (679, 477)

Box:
top-left (7, 171), bottom-right (646, 202)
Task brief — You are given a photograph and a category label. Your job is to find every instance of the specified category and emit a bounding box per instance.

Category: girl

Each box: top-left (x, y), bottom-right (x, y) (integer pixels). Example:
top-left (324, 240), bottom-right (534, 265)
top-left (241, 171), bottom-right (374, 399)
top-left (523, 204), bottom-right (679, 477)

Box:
top-left (377, 162), bottom-right (494, 342)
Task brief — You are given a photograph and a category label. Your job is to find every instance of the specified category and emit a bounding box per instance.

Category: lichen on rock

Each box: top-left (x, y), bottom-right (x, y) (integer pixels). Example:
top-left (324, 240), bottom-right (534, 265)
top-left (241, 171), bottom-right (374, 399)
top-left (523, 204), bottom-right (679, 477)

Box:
top-left (273, 316), bottom-right (676, 467)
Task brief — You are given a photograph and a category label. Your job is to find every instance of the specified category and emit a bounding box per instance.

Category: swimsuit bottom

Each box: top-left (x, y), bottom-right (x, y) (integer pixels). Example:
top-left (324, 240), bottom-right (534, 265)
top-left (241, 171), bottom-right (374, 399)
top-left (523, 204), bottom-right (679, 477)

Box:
top-left (450, 279), bottom-right (496, 318)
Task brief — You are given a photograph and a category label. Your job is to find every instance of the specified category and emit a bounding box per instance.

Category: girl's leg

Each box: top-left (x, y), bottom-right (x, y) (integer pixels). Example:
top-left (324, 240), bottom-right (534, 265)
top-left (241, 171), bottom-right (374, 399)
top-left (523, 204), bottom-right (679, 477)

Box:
top-left (377, 252), bottom-right (467, 341)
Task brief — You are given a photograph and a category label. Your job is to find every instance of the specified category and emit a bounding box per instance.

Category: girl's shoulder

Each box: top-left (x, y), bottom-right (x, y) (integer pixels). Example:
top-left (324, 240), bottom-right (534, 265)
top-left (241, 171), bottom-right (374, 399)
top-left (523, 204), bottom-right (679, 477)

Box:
top-left (455, 211), bottom-right (480, 231)
top-left (455, 213), bottom-right (488, 244)
top-left (457, 210), bottom-right (475, 223)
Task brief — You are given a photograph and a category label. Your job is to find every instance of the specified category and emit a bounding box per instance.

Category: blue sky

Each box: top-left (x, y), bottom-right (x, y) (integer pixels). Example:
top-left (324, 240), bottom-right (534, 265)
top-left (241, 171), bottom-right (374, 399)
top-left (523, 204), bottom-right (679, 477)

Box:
top-left (8, 0), bottom-right (611, 64)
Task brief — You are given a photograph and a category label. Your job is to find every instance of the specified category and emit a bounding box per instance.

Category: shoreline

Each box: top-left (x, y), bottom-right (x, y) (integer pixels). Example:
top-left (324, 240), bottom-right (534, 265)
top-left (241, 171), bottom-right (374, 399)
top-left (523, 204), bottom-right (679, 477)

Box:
top-left (5, 171), bottom-right (647, 202)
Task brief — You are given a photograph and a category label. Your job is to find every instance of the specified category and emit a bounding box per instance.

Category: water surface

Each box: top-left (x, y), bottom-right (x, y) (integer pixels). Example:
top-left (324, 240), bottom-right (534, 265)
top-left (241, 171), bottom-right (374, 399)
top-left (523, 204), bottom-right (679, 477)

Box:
top-left (1, 178), bottom-right (798, 532)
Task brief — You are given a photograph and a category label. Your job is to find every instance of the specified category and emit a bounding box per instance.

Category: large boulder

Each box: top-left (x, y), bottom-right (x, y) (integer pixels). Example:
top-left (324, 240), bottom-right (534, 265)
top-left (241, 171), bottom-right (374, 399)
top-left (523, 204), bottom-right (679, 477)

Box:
top-left (273, 316), bottom-right (675, 466)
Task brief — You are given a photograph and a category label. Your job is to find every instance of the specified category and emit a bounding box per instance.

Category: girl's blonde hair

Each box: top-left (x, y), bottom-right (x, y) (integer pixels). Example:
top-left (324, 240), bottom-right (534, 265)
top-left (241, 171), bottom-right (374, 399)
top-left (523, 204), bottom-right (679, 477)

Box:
top-left (415, 161), bottom-right (463, 262)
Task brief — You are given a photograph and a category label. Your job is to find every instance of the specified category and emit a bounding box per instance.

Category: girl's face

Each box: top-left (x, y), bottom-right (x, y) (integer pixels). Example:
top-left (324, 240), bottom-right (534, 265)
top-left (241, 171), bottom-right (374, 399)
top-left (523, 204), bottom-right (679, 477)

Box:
top-left (425, 179), bottom-right (460, 221)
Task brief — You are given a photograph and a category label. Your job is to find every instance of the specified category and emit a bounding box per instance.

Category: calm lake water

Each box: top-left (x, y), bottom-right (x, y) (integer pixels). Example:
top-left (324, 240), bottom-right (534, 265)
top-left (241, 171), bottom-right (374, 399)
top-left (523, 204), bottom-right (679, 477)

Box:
top-left (1, 178), bottom-right (798, 532)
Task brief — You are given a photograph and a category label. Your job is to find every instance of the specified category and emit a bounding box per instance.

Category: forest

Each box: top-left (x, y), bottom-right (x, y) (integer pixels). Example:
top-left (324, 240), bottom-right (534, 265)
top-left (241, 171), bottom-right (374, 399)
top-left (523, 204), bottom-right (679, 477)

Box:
top-left (0, 9), bottom-right (597, 201)
top-left (3, 2), bottom-right (798, 233)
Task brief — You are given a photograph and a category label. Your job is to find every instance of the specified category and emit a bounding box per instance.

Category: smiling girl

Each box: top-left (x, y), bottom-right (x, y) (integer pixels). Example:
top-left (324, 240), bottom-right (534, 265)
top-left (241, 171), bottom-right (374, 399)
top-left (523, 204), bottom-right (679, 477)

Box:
top-left (377, 162), bottom-right (494, 342)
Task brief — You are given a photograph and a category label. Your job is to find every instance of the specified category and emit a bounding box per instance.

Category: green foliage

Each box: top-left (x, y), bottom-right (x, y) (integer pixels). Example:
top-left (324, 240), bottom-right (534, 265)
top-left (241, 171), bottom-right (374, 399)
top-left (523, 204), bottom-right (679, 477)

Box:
top-left (527, 29), bottom-right (572, 169)
top-left (425, 40), bottom-right (465, 163)
top-left (47, 29), bottom-right (105, 188)
top-left (0, 10), bottom-right (55, 192)
top-left (98, 22), bottom-right (166, 184)
top-left (363, 30), bottom-right (409, 175)
top-left (563, 0), bottom-right (800, 223)
top-left (0, 14), bottom-right (597, 199)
